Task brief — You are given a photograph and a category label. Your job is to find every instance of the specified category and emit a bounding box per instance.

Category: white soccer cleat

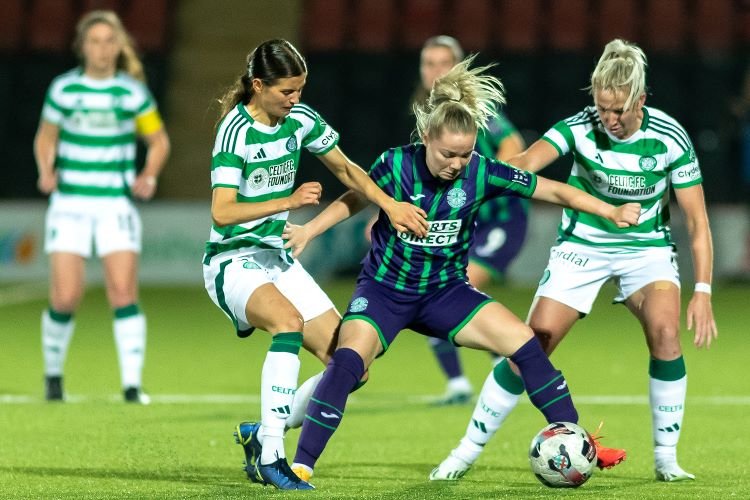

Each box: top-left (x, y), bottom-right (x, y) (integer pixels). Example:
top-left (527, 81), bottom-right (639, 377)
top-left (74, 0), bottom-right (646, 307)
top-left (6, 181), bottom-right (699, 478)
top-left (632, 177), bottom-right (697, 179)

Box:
top-left (429, 453), bottom-right (472, 481)
top-left (655, 462), bottom-right (695, 482)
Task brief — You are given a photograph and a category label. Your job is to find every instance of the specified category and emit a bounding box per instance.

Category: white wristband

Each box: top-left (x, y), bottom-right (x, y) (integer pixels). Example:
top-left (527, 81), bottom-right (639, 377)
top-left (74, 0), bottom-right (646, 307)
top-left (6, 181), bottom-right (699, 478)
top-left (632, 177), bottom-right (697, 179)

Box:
top-left (694, 282), bottom-right (712, 294)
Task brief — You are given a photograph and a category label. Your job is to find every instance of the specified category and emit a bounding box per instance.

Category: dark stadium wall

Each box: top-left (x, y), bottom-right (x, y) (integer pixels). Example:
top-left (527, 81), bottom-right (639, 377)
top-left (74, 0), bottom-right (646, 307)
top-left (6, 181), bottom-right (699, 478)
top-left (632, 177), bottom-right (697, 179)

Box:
top-left (160, 0), bottom-right (303, 199)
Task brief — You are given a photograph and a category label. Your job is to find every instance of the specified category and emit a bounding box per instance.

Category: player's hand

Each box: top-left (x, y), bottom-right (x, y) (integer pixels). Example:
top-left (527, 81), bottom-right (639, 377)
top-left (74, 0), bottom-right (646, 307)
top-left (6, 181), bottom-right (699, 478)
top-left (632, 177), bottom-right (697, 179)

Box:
top-left (283, 222), bottom-right (312, 258)
top-left (288, 182), bottom-right (322, 209)
top-left (687, 292), bottom-right (718, 349)
top-left (131, 174), bottom-right (158, 200)
top-left (384, 200), bottom-right (429, 237)
top-left (37, 171), bottom-right (57, 195)
top-left (611, 202), bottom-right (641, 228)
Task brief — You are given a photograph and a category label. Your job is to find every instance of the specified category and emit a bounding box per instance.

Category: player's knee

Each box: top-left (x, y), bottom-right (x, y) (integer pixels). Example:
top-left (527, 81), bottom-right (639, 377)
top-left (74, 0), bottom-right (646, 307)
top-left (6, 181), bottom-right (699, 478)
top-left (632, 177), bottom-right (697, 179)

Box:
top-left (650, 322), bottom-right (681, 354)
top-left (51, 290), bottom-right (83, 312)
top-left (487, 324), bottom-right (534, 355)
top-left (106, 285), bottom-right (136, 309)
top-left (271, 313), bottom-right (305, 334)
top-left (531, 327), bottom-right (554, 353)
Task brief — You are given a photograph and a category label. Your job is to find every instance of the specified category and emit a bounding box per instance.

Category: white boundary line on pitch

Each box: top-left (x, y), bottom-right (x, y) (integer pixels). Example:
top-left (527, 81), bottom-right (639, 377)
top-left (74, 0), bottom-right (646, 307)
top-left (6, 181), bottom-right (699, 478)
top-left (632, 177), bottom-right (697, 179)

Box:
top-left (1, 394), bottom-right (748, 405)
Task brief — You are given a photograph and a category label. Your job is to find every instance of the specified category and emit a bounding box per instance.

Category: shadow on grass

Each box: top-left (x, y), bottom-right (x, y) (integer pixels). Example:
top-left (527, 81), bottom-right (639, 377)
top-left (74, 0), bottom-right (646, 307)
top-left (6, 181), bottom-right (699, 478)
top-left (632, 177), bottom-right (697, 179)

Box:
top-left (0, 464), bottom-right (246, 486)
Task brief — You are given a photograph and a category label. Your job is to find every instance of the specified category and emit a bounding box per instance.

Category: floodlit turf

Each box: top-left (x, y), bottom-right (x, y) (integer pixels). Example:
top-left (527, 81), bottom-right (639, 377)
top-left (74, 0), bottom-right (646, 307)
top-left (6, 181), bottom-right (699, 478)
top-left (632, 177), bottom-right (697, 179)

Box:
top-left (1, 280), bottom-right (748, 499)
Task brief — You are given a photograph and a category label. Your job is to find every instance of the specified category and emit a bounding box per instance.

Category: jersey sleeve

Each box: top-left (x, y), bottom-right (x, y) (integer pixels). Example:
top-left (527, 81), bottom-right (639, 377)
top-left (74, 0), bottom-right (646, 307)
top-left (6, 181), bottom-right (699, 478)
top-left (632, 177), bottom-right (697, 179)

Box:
top-left (210, 112), bottom-right (247, 189)
top-left (293, 104), bottom-right (340, 155)
top-left (134, 87), bottom-right (164, 136)
top-left (667, 126), bottom-right (702, 188)
top-left (541, 119), bottom-right (575, 157)
top-left (367, 149), bottom-right (395, 192)
top-left (40, 79), bottom-right (64, 126)
top-left (486, 158), bottom-right (538, 199)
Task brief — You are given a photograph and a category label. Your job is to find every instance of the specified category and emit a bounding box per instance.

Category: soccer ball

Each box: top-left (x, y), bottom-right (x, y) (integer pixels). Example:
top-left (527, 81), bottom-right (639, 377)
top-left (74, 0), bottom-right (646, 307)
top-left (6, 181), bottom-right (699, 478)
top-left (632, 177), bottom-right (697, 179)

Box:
top-left (528, 422), bottom-right (597, 488)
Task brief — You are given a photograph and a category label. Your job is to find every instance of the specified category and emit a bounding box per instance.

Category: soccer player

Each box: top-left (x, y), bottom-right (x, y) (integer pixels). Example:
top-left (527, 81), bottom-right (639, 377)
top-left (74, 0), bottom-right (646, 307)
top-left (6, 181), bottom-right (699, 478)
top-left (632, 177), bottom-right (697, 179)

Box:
top-left (415, 36), bottom-right (528, 405)
top-left (281, 55), bottom-right (640, 487)
top-left (34, 10), bottom-right (170, 404)
top-left (202, 39), bottom-right (428, 490)
top-left (431, 39), bottom-right (718, 483)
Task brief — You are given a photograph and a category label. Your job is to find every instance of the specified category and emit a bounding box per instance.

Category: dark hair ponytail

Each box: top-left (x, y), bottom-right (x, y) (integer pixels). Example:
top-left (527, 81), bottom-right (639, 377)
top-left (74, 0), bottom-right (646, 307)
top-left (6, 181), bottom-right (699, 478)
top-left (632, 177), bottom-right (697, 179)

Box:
top-left (217, 39), bottom-right (307, 122)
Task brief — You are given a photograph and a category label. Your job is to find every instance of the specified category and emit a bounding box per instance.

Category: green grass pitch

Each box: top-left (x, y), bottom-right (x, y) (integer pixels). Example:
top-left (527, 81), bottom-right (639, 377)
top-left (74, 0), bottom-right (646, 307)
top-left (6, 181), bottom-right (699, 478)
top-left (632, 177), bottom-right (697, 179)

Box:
top-left (1, 280), bottom-right (748, 499)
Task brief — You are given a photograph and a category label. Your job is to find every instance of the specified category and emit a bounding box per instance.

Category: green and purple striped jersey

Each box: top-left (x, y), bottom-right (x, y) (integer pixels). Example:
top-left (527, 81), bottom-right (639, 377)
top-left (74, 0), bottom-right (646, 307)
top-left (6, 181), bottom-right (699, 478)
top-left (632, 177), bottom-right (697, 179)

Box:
top-left (205, 103), bottom-right (339, 261)
top-left (543, 105), bottom-right (701, 249)
top-left (474, 110), bottom-right (529, 224)
top-left (364, 143), bottom-right (537, 293)
top-left (41, 68), bottom-right (158, 199)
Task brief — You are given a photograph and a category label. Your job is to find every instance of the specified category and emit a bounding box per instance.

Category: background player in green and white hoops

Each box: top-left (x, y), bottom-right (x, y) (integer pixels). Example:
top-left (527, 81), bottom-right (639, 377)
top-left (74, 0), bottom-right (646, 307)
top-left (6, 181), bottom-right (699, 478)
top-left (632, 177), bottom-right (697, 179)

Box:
top-left (431, 39), bottom-right (718, 483)
top-left (203, 39), bottom-right (428, 490)
top-left (414, 36), bottom-right (528, 406)
top-left (34, 10), bottom-right (170, 404)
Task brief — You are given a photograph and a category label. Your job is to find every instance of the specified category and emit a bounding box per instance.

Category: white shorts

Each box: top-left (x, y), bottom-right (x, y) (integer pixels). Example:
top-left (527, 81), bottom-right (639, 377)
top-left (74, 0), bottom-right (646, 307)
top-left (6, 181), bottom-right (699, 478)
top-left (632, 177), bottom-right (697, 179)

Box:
top-left (534, 241), bottom-right (680, 315)
top-left (203, 249), bottom-right (336, 336)
top-left (44, 195), bottom-right (141, 257)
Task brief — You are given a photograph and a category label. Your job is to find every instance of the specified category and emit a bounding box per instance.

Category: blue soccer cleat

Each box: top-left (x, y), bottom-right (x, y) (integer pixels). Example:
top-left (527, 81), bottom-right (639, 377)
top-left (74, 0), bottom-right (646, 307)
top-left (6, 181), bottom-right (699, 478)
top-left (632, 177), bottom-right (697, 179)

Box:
top-left (258, 456), bottom-right (315, 490)
top-left (234, 422), bottom-right (264, 484)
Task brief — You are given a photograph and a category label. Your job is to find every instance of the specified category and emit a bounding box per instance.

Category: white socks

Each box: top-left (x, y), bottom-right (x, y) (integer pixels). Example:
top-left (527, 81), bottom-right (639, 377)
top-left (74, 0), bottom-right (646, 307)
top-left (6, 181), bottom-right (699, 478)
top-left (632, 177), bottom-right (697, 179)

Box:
top-left (650, 375), bottom-right (687, 460)
top-left (287, 371), bottom-right (324, 429)
top-left (259, 349), bottom-right (300, 464)
top-left (41, 310), bottom-right (74, 376)
top-left (114, 312), bottom-right (146, 388)
top-left (453, 371), bottom-right (521, 464)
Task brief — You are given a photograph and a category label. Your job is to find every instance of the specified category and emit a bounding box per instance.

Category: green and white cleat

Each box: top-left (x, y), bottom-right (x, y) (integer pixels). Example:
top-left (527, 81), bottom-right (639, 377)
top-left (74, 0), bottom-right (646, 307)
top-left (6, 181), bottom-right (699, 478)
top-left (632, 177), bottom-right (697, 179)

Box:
top-left (655, 462), bottom-right (695, 482)
top-left (429, 453), bottom-right (472, 481)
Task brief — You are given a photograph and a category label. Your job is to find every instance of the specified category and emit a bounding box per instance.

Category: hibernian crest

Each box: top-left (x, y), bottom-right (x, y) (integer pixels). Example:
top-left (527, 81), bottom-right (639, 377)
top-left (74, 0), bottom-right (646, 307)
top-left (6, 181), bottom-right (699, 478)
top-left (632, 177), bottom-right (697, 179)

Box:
top-left (446, 188), bottom-right (467, 208)
top-left (349, 297), bottom-right (368, 313)
top-left (286, 136), bottom-right (298, 152)
top-left (248, 168), bottom-right (268, 190)
top-left (639, 156), bottom-right (657, 172)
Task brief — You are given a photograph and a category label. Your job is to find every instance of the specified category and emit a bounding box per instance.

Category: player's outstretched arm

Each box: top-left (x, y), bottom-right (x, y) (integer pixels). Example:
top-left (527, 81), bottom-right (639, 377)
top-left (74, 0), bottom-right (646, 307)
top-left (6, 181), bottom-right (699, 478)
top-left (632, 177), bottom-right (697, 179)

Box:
top-left (283, 190), bottom-right (368, 258)
top-left (318, 147), bottom-right (428, 237)
top-left (211, 182), bottom-right (322, 227)
top-left (532, 176), bottom-right (642, 228)
top-left (505, 139), bottom-right (559, 173)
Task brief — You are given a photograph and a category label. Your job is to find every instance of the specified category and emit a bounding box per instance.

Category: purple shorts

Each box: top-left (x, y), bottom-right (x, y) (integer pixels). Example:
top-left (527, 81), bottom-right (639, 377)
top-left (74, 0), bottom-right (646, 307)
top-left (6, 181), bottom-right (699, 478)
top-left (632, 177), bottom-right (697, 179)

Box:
top-left (469, 208), bottom-right (528, 277)
top-left (342, 277), bottom-right (494, 353)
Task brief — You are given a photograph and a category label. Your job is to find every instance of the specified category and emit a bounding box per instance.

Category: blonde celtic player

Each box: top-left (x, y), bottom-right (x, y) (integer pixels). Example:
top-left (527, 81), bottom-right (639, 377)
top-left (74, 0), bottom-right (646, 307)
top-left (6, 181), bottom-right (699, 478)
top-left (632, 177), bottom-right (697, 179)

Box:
top-left (281, 55), bottom-right (639, 488)
top-left (432, 39), bottom-right (718, 483)
top-left (203, 39), bottom-right (428, 490)
top-left (34, 10), bottom-right (170, 404)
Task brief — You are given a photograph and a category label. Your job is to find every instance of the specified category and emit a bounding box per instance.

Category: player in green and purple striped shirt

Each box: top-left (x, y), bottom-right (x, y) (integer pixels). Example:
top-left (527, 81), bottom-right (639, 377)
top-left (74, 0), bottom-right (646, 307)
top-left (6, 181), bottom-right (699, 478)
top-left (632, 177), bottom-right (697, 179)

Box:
top-left (414, 36), bottom-right (528, 405)
top-left (282, 55), bottom-right (640, 487)
top-left (34, 10), bottom-right (170, 405)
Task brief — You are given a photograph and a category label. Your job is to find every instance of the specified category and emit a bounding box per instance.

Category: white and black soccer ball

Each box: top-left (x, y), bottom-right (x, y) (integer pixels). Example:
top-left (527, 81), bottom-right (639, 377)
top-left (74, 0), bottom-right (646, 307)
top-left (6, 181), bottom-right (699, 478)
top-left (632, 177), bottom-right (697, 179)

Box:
top-left (529, 421), bottom-right (597, 488)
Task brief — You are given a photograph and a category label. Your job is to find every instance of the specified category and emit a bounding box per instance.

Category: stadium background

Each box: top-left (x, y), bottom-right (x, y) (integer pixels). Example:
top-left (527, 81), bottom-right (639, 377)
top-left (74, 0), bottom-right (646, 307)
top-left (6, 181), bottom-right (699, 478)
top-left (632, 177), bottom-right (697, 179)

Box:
top-left (1, 0), bottom-right (749, 286)
top-left (1, 2), bottom-right (748, 498)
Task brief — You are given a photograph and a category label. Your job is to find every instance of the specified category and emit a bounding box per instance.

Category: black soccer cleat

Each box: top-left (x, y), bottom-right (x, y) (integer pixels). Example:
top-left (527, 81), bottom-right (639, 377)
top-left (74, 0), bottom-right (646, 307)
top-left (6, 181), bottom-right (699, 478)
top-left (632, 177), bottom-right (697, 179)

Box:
top-left (45, 375), bottom-right (64, 401)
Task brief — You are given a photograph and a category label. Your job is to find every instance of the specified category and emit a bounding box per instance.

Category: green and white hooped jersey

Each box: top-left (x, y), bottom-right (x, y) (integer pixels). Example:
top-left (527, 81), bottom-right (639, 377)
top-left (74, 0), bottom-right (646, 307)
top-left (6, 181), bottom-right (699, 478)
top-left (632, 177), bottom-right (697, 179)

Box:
top-left (543, 105), bottom-right (701, 249)
top-left (205, 103), bottom-right (339, 262)
top-left (41, 68), bottom-right (158, 200)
